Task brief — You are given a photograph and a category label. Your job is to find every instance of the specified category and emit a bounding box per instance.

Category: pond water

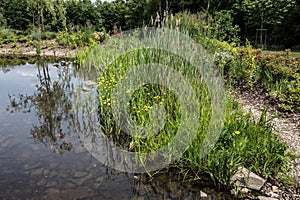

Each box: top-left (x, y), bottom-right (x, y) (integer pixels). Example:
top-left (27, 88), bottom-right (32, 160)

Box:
top-left (0, 61), bottom-right (230, 199)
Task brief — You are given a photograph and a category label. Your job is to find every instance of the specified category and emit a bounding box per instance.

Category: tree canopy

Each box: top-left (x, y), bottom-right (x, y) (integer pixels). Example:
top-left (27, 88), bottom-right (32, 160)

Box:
top-left (0, 0), bottom-right (299, 48)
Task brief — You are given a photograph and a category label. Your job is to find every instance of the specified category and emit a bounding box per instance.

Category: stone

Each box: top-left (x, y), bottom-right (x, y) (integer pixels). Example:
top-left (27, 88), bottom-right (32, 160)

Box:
top-left (231, 167), bottom-right (266, 191)
top-left (45, 188), bottom-right (61, 197)
top-left (200, 191), bottom-right (208, 199)
top-left (37, 178), bottom-right (47, 186)
top-left (272, 186), bottom-right (279, 193)
top-left (240, 187), bottom-right (250, 194)
top-left (46, 181), bottom-right (58, 187)
top-left (73, 174), bottom-right (93, 185)
top-left (270, 192), bottom-right (279, 198)
top-left (43, 169), bottom-right (50, 176)
top-left (257, 196), bottom-right (278, 200)
top-left (84, 80), bottom-right (96, 87)
top-left (74, 171), bottom-right (88, 178)
top-left (24, 164), bottom-right (31, 170)
top-left (64, 182), bottom-right (76, 189)
top-left (48, 171), bottom-right (58, 178)
top-left (230, 189), bottom-right (238, 197)
top-left (31, 168), bottom-right (43, 175)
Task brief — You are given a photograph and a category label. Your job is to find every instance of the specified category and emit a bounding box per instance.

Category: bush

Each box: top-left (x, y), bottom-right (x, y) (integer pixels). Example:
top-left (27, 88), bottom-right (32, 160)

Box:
top-left (56, 30), bottom-right (98, 48)
top-left (204, 36), bottom-right (300, 113)
top-left (173, 10), bottom-right (240, 44)
top-left (30, 28), bottom-right (41, 40)
top-left (41, 31), bottom-right (57, 40)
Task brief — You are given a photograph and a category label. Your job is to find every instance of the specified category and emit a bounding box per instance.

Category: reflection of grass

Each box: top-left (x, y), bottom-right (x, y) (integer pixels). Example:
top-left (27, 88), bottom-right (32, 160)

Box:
top-left (82, 29), bottom-right (290, 190)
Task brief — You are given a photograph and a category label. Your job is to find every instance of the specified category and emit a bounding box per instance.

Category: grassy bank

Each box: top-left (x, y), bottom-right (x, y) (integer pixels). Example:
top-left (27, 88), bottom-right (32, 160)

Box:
top-left (79, 27), bottom-right (292, 195)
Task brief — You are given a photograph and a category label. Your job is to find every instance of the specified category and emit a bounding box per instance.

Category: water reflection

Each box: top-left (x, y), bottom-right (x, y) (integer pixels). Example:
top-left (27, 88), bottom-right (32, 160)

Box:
top-left (6, 61), bottom-right (76, 154)
top-left (0, 60), bottom-right (230, 199)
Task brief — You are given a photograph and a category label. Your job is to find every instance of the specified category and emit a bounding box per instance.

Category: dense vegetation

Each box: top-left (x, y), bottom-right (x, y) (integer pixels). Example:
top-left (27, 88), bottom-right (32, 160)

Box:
top-left (0, 0), bottom-right (300, 49)
top-left (81, 26), bottom-right (292, 194)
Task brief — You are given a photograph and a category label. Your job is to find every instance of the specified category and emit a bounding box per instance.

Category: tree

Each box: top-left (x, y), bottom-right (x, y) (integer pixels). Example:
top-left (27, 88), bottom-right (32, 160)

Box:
top-left (1, 0), bottom-right (31, 30)
top-left (64, 0), bottom-right (100, 30)
top-left (27, 0), bottom-right (67, 32)
top-left (234, 0), bottom-right (296, 45)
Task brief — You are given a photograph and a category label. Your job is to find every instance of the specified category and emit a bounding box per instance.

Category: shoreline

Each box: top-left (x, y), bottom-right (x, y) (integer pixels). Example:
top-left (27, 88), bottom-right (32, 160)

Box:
top-left (0, 42), bottom-right (79, 59)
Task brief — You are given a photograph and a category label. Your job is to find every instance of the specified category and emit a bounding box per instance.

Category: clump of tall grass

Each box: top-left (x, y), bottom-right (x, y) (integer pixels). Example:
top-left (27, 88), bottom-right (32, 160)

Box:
top-left (80, 26), bottom-right (290, 189)
top-left (181, 96), bottom-right (289, 190)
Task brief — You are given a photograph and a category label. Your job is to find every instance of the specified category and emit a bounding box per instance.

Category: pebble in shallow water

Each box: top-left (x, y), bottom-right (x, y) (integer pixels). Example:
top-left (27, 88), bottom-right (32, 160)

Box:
top-left (74, 171), bottom-right (88, 178)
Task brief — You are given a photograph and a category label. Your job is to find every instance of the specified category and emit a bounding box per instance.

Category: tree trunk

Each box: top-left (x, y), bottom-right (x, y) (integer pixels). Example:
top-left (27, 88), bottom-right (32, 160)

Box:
top-left (41, 8), bottom-right (44, 31)
top-left (260, 12), bottom-right (264, 48)
top-left (37, 2), bottom-right (41, 32)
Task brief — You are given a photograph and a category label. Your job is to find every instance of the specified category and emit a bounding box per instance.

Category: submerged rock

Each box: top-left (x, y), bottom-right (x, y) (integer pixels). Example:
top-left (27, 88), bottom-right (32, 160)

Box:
top-left (74, 171), bottom-right (88, 178)
top-left (84, 80), bottom-right (96, 87)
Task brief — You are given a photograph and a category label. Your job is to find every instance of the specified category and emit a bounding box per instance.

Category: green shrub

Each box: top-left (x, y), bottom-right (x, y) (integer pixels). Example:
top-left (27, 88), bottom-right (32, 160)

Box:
top-left (25, 40), bottom-right (35, 47)
top-left (41, 31), bottom-right (57, 40)
top-left (17, 36), bottom-right (29, 43)
top-left (258, 50), bottom-right (300, 112)
top-left (236, 39), bottom-right (258, 88)
top-left (30, 28), bottom-right (41, 40)
top-left (0, 28), bottom-right (14, 38)
top-left (173, 10), bottom-right (240, 44)
top-left (56, 30), bottom-right (97, 48)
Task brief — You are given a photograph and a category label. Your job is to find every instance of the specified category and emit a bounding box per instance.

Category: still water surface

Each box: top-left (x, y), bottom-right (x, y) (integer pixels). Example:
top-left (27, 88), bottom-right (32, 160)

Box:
top-left (0, 62), bottom-right (228, 199)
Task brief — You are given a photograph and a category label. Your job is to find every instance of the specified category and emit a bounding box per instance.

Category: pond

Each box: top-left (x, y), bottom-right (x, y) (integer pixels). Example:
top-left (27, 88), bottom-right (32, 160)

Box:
top-left (0, 61), bottom-right (230, 199)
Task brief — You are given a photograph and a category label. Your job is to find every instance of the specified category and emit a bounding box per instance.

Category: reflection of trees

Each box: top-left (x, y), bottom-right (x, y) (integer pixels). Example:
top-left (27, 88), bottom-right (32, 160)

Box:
top-left (0, 55), bottom-right (37, 71)
top-left (7, 61), bottom-right (75, 154)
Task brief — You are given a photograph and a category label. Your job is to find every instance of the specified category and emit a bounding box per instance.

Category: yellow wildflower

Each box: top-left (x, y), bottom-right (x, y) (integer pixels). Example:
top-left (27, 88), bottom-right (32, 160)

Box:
top-left (234, 131), bottom-right (240, 135)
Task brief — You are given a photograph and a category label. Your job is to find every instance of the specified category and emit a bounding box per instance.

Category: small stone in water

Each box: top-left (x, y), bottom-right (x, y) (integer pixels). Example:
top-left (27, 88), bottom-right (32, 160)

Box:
top-left (74, 171), bottom-right (88, 178)
top-left (85, 80), bottom-right (96, 86)
top-left (46, 181), bottom-right (58, 187)
top-left (31, 168), bottom-right (43, 175)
